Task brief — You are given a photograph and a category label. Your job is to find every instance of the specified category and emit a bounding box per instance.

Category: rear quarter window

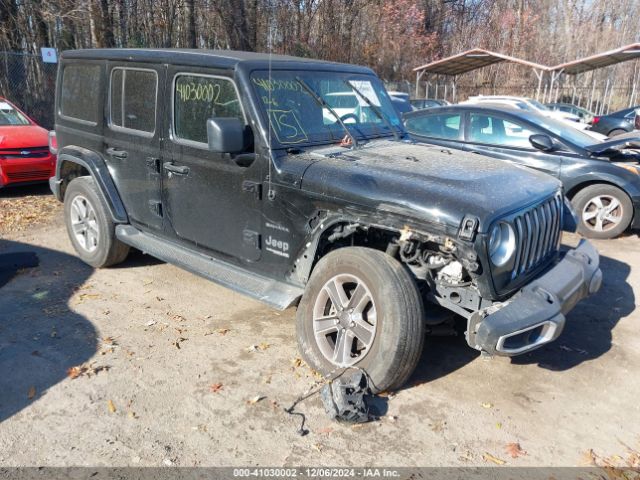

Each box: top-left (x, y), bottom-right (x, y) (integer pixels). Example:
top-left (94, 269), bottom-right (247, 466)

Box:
top-left (60, 64), bottom-right (101, 124)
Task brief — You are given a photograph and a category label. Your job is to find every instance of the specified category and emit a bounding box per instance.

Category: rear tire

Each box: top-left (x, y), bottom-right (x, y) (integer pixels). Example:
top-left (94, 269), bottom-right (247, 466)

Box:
top-left (64, 176), bottom-right (130, 268)
top-left (571, 184), bottom-right (633, 239)
top-left (608, 128), bottom-right (627, 137)
top-left (296, 247), bottom-right (425, 393)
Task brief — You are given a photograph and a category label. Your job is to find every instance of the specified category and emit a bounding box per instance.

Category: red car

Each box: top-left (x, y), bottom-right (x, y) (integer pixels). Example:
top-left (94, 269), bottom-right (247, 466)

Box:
top-left (0, 98), bottom-right (56, 189)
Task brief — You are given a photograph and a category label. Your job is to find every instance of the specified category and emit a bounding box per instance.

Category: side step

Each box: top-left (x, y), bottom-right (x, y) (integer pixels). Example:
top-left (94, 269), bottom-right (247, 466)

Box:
top-left (115, 225), bottom-right (303, 310)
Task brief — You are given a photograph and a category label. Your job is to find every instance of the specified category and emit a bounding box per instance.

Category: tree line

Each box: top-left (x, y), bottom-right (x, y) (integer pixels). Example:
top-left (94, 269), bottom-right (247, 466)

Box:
top-left (1, 0), bottom-right (639, 102)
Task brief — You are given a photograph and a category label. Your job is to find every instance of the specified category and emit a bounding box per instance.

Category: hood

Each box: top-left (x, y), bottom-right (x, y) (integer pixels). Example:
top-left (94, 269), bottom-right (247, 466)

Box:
top-left (585, 134), bottom-right (640, 154)
top-left (0, 125), bottom-right (49, 150)
top-left (300, 140), bottom-right (561, 233)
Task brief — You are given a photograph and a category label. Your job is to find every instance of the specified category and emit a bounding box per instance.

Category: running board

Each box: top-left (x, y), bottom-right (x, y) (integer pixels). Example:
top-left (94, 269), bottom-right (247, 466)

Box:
top-left (115, 225), bottom-right (303, 310)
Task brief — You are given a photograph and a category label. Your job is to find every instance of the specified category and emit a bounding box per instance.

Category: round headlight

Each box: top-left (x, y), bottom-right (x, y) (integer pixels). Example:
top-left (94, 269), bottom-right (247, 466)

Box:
top-left (488, 222), bottom-right (516, 267)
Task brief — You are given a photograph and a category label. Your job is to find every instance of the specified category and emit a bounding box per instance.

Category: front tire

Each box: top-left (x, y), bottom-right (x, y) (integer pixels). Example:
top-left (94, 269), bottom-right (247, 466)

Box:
top-left (571, 184), bottom-right (633, 239)
top-left (296, 247), bottom-right (425, 393)
top-left (64, 176), bottom-right (130, 268)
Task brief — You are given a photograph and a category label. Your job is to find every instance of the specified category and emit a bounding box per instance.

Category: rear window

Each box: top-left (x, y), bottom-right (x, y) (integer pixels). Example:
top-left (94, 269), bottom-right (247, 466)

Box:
top-left (60, 64), bottom-right (101, 123)
top-left (110, 68), bottom-right (158, 134)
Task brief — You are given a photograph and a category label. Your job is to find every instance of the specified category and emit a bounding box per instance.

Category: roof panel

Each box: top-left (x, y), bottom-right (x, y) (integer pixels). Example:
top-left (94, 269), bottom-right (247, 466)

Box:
top-left (551, 43), bottom-right (640, 75)
top-left (413, 48), bottom-right (548, 76)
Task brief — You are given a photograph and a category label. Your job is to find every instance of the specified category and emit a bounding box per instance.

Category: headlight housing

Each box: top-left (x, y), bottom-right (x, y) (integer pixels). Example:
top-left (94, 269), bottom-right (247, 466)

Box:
top-left (488, 222), bottom-right (516, 267)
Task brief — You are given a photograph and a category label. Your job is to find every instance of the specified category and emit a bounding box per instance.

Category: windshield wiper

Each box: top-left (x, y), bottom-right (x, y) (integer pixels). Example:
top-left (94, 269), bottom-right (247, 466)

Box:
top-left (344, 80), bottom-right (402, 140)
top-left (294, 76), bottom-right (359, 148)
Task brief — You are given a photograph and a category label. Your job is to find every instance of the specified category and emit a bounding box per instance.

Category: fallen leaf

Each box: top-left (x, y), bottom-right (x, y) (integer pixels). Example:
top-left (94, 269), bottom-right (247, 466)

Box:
top-left (216, 328), bottom-right (230, 335)
top-left (102, 336), bottom-right (116, 345)
top-left (128, 411), bottom-right (137, 419)
top-left (505, 442), bottom-right (527, 458)
top-left (27, 386), bottom-right (36, 399)
top-left (258, 342), bottom-right (270, 350)
top-left (496, 422), bottom-right (502, 429)
top-left (67, 366), bottom-right (83, 379)
top-left (107, 399), bottom-right (116, 413)
top-left (291, 357), bottom-right (303, 368)
top-left (483, 453), bottom-right (506, 465)
top-left (146, 320), bottom-right (157, 326)
top-left (481, 402), bottom-right (493, 409)
top-left (246, 395), bottom-right (265, 405)
top-left (210, 383), bottom-right (223, 394)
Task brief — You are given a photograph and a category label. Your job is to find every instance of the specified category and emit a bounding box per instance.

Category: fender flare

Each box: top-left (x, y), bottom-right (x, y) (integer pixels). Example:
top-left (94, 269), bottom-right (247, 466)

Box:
top-left (54, 146), bottom-right (128, 223)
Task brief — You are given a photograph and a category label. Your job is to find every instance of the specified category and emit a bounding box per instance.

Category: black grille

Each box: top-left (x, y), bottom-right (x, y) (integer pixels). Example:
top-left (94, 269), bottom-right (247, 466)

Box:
top-left (510, 194), bottom-right (563, 279)
top-left (0, 146), bottom-right (50, 158)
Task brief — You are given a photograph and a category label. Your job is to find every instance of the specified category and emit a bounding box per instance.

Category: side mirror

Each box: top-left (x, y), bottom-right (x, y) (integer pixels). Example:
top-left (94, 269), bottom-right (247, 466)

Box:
top-left (529, 134), bottom-right (555, 152)
top-left (206, 117), bottom-right (248, 153)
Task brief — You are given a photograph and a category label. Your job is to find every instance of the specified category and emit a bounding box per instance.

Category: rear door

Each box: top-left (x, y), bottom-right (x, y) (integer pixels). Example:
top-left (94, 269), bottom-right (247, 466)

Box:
top-left (103, 63), bottom-right (164, 231)
top-left (161, 68), bottom-right (263, 261)
top-left (463, 111), bottom-right (561, 177)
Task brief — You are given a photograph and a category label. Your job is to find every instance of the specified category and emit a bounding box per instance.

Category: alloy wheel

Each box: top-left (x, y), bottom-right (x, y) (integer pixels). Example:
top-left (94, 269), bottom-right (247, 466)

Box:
top-left (70, 195), bottom-right (100, 253)
top-left (312, 273), bottom-right (377, 367)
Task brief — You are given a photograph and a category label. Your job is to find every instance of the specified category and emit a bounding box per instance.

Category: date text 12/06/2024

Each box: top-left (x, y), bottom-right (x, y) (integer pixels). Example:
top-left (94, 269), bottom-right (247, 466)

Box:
top-left (232, 468), bottom-right (401, 478)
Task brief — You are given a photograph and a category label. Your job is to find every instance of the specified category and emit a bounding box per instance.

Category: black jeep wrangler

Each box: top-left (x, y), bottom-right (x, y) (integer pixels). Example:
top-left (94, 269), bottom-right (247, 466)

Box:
top-left (50, 49), bottom-right (602, 392)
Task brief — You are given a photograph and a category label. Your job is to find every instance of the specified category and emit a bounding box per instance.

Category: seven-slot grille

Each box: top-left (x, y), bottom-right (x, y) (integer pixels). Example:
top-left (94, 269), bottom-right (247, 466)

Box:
top-left (510, 194), bottom-right (563, 279)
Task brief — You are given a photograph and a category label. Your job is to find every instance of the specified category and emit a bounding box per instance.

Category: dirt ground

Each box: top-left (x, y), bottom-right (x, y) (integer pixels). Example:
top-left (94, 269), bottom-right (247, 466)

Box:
top-left (1, 187), bottom-right (639, 467)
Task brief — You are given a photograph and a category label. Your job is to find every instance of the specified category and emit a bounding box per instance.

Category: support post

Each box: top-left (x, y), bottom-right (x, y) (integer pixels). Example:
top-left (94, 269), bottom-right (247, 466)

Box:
top-left (415, 70), bottom-right (425, 99)
top-left (452, 76), bottom-right (457, 103)
top-left (533, 69), bottom-right (544, 101)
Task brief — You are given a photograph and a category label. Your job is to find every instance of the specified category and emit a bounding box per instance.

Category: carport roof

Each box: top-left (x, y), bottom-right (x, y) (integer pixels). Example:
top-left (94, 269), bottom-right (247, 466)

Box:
top-left (413, 48), bottom-right (549, 76)
top-left (551, 43), bottom-right (640, 75)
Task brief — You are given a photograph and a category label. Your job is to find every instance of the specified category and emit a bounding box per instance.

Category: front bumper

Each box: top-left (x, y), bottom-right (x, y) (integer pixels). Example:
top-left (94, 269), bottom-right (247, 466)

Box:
top-left (0, 156), bottom-right (56, 188)
top-left (468, 239), bottom-right (602, 356)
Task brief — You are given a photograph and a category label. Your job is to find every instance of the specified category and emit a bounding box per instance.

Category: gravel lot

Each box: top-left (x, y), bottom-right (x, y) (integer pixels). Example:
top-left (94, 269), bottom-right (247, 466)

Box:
top-left (1, 188), bottom-right (639, 467)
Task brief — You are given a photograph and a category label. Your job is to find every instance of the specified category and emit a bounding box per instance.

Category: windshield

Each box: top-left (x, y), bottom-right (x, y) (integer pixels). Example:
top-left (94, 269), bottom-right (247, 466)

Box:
top-left (250, 70), bottom-right (403, 147)
top-left (0, 101), bottom-right (30, 126)
top-left (527, 99), bottom-right (549, 111)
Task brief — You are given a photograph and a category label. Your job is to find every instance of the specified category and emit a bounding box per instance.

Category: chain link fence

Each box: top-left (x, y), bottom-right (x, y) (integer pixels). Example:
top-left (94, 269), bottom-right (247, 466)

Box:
top-left (0, 51), bottom-right (57, 130)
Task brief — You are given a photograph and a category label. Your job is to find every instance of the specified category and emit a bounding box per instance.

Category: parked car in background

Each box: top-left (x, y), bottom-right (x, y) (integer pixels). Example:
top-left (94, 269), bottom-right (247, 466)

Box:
top-left (464, 95), bottom-right (582, 123)
top-left (590, 107), bottom-right (639, 137)
top-left (0, 97), bottom-right (56, 189)
top-left (410, 98), bottom-right (450, 110)
top-left (404, 104), bottom-right (640, 239)
top-left (387, 91), bottom-right (414, 115)
top-left (546, 103), bottom-right (595, 123)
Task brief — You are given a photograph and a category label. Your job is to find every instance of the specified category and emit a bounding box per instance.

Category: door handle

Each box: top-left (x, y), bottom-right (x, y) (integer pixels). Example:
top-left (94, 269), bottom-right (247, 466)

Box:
top-left (163, 162), bottom-right (190, 175)
top-left (106, 147), bottom-right (128, 159)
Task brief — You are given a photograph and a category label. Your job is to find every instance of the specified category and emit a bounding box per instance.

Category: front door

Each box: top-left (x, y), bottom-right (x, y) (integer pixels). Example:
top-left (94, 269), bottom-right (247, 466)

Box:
top-left (464, 112), bottom-right (561, 177)
top-left (103, 63), bottom-right (165, 231)
top-left (162, 69), bottom-right (262, 261)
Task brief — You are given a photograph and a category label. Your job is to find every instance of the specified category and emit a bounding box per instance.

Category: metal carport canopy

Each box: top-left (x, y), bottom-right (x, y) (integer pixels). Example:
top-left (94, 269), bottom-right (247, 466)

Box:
top-left (550, 43), bottom-right (640, 75)
top-left (413, 48), bottom-right (549, 76)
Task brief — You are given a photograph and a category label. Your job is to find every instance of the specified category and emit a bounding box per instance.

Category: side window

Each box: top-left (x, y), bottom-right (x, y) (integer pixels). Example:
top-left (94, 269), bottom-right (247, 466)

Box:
top-left (405, 113), bottom-right (461, 139)
top-left (468, 114), bottom-right (536, 148)
top-left (60, 64), bottom-right (101, 123)
top-left (110, 68), bottom-right (157, 134)
top-left (173, 75), bottom-right (244, 145)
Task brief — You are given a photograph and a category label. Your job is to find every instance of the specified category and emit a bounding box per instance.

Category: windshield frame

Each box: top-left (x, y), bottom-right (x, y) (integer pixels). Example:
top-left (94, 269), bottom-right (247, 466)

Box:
top-left (246, 69), bottom-right (405, 149)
